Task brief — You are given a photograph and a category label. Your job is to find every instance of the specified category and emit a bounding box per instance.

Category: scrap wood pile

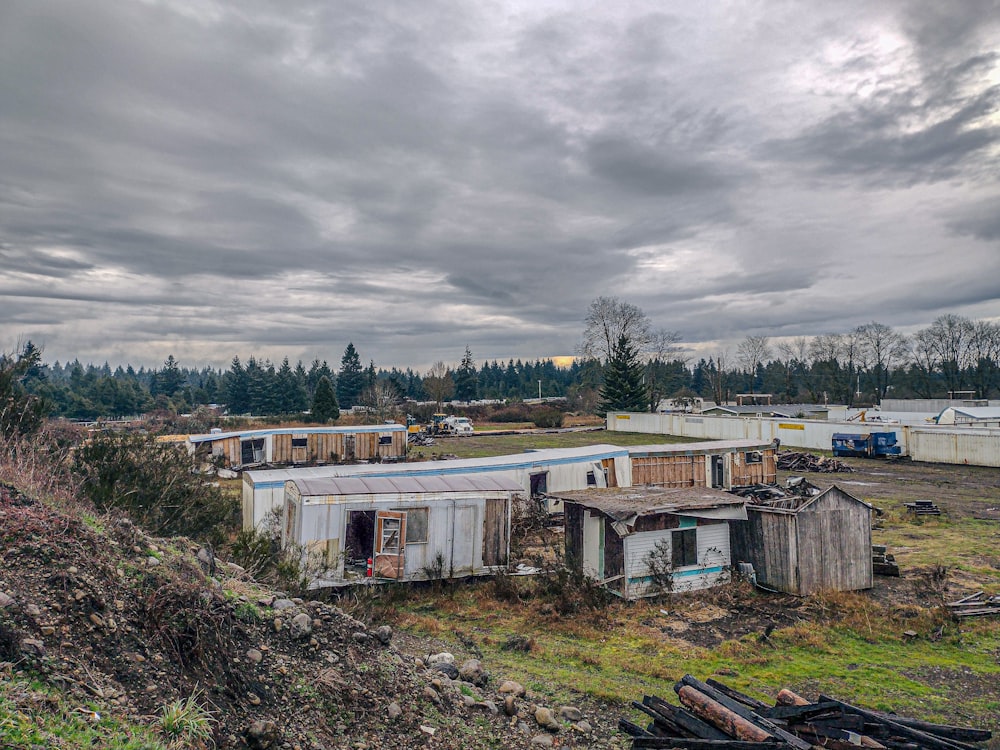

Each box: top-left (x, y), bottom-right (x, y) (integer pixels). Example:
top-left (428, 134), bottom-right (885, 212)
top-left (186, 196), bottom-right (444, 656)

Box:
top-left (946, 591), bottom-right (1000, 619)
top-left (777, 451), bottom-right (854, 473)
top-left (904, 501), bottom-right (941, 516)
top-left (619, 674), bottom-right (992, 750)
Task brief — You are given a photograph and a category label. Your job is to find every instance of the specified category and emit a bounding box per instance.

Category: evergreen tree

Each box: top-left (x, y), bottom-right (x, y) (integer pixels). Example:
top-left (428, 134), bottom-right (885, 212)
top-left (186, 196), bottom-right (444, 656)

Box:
top-left (155, 355), bottom-right (184, 397)
top-left (454, 346), bottom-right (477, 401)
top-left (312, 375), bottom-right (340, 423)
top-left (225, 356), bottom-right (249, 414)
top-left (599, 335), bottom-right (647, 414)
top-left (337, 343), bottom-right (365, 408)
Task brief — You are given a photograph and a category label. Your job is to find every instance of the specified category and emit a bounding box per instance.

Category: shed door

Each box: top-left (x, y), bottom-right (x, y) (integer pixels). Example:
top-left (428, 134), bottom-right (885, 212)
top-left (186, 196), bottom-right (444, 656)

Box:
top-left (711, 455), bottom-right (724, 488)
top-left (451, 505), bottom-right (477, 575)
top-left (374, 511), bottom-right (406, 579)
top-left (344, 435), bottom-right (356, 461)
top-left (483, 498), bottom-right (509, 567)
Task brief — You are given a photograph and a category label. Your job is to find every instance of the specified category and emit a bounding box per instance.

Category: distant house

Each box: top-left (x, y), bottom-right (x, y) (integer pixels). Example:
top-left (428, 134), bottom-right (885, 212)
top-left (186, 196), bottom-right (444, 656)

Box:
top-left (627, 440), bottom-right (777, 490)
top-left (553, 486), bottom-right (748, 599)
top-left (701, 404), bottom-right (831, 420)
top-left (282, 474), bottom-right (522, 588)
top-left (187, 425), bottom-right (407, 470)
top-left (935, 407), bottom-right (1000, 428)
top-left (729, 485), bottom-right (873, 595)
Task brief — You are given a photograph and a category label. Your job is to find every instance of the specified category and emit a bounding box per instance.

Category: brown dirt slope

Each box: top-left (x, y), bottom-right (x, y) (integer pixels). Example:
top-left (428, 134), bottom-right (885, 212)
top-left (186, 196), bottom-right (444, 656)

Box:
top-left (0, 484), bottom-right (565, 749)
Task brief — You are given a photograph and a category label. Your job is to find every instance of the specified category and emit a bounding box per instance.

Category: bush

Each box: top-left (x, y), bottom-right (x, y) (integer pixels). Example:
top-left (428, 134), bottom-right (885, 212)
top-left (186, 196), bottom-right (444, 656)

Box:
top-left (531, 407), bottom-right (564, 428)
top-left (73, 432), bottom-right (236, 545)
top-left (487, 405), bottom-right (532, 423)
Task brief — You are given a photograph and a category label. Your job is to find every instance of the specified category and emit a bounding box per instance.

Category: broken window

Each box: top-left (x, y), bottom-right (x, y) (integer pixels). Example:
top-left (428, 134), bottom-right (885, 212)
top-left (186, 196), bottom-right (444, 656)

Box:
top-left (291, 436), bottom-right (308, 448)
top-left (395, 507), bottom-right (428, 543)
top-left (586, 471), bottom-right (597, 486)
top-left (380, 517), bottom-right (401, 554)
top-left (240, 438), bottom-right (265, 465)
top-left (378, 435), bottom-right (393, 445)
top-left (745, 451), bottom-right (762, 464)
top-left (530, 472), bottom-right (548, 497)
top-left (671, 528), bottom-right (698, 568)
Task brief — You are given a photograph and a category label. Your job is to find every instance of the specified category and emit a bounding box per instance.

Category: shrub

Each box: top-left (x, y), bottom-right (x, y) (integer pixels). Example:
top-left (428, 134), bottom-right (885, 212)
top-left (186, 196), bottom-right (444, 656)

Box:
top-left (159, 689), bottom-right (215, 748)
top-left (73, 432), bottom-right (236, 545)
top-left (531, 407), bottom-right (564, 428)
top-left (487, 405), bottom-right (532, 423)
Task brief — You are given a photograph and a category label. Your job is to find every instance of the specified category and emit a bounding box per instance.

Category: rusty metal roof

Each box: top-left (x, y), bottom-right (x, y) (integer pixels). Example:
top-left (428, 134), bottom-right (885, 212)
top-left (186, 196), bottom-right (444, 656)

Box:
top-left (290, 473), bottom-right (524, 497)
top-left (550, 485), bottom-right (745, 521)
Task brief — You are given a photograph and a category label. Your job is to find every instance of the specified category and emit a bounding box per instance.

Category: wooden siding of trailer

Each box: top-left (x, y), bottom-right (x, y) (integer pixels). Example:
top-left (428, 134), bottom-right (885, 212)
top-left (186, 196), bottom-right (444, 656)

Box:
top-left (632, 455), bottom-right (706, 487)
top-left (216, 437), bottom-right (242, 467)
top-left (483, 498), bottom-right (509, 567)
top-left (564, 504), bottom-right (585, 569)
top-left (603, 521), bottom-right (625, 595)
top-left (794, 489), bottom-right (872, 594)
top-left (730, 450), bottom-right (777, 486)
top-left (624, 521), bottom-right (731, 598)
top-left (305, 430), bottom-right (405, 464)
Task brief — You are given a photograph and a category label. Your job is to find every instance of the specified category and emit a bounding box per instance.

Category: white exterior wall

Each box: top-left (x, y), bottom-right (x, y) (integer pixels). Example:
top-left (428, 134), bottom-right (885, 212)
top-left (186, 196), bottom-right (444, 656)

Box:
top-left (285, 488), bottom-right (509, 587)
top-left (621, 522), bottom-right (731, 599)
top-left (907, 429), bottom-right (1000, 467)
top-left (244, 452), bottom-right (632, 530)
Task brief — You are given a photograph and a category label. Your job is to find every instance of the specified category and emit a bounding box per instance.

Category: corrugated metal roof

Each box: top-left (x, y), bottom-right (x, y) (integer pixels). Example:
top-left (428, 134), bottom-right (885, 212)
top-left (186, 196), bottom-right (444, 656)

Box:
top-left (292, 473), bottom-right (523, 497)
top-left (245, 444), bottom-right (628, 486)
top-left (189, 424), bottom-right (406, 444)
top-left (551, 485), bottom-right (745, 520)
top-left (942, 407), bottom-right (1000, 419)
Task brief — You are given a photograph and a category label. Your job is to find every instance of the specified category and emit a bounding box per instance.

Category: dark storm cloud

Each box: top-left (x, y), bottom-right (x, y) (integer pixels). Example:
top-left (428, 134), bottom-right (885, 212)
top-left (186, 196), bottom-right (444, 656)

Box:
top-left (1, 1), bottom-right (999, 368)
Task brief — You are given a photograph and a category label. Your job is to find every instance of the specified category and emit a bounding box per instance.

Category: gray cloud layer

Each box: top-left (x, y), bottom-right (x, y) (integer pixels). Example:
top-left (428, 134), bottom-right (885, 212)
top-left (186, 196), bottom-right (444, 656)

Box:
top-left (1, 0), bottom-right (999, 369)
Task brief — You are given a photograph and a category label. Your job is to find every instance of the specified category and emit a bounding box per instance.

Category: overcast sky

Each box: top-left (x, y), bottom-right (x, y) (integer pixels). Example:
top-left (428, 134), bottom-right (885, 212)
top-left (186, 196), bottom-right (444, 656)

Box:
top-left (2, 1), bottom-right (999, 372)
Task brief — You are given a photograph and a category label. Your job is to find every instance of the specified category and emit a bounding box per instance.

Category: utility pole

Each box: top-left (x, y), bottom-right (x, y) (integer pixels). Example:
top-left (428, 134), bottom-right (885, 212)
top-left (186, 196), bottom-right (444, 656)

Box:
top-left (538, 379), bottom-right (542, 399)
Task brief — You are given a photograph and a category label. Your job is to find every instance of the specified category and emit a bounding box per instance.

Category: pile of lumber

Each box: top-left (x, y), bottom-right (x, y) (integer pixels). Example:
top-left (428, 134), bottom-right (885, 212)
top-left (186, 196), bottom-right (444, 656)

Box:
top-left (619, 674), bottom-right (991, 750)
top-left (776, 451), bottom-right (854, 473)
top-left (904, 501), bottom-right (941, 516)
top-left (872, 545), bottom-right (900, 577)
top-left (946, 591), bottom-right (1000, 619)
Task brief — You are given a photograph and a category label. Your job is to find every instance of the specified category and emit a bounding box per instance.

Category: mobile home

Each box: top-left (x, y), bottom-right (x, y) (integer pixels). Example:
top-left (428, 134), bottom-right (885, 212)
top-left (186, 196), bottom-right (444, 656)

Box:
top-left (628, 439), bottom-right (777, 489)
top-left (282, 474), bottom-right (522, 588)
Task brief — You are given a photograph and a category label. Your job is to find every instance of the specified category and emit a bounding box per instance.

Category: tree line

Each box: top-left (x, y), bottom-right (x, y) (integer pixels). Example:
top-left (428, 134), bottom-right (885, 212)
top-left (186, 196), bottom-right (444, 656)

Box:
top-left (8, 309), bottom-right (1000, 422)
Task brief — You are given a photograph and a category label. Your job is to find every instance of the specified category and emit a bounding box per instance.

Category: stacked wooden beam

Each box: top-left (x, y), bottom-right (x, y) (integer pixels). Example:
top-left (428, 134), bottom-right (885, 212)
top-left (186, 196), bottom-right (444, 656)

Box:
top-left (904, 501), bottom-right (941, 516)
top-left (946, 591), bottom-right (1000, 619)
top-left (776, 451), bottom-right (855, 473)
top-left (619, 675), bottom-right (991, 750)
top-left (872, 545), bottom-right (900, 577)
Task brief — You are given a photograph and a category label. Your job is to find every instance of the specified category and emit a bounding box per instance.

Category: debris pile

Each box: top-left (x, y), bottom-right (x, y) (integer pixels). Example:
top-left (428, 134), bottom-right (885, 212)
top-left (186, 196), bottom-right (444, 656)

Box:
top-left (872, 545), bottom-right (900, 577)
top-left (620, 674), bottom-right (992, 750)
top-left (776, 451), bottom-right (854, 473)
top-left (946, 591), bottom-right (1000, 619)
top-left (904, 500), bottom-right (941, 516)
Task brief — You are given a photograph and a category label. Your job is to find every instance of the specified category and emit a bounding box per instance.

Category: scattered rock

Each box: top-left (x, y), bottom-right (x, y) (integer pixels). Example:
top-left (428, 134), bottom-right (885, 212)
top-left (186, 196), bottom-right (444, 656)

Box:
top-left (498, 680), bottom-right (526, 697)
top-left (272, 599), bottom-right (296, 611)
top-left (290, 613), bottom-right (313, 639)
top-left (573, 720), bottom-right (593, 733)
top-left (246, 648), bottom-right (263, 663)
top-left (352, 631), bottom-right (369, 644)
top-left (387, 701), bottom-right (402, 720)
top-left (458, 658), bottom-right (488, 687)
top-left (473, 700), bottom-right (498, 715)
top-left (531, 734), bottom-right (555, 747)
top-left (40, 626), bottom-right (56, 636)
top-left (431, 662), bottom-right (459, 680)
top-left (375, 625), bottom-right (392, 645)
top-left (0, 591), bottom-right (15, 609)
top-left (503, 695), bottom-right (517, 716)
top-left (534, 706), bottom-right (562, 732)
top-left (422, 686), bottom-right (441, 705)
top-left (25, 603), bottom-right (41, 617)
top-left (20, 638), bottom-right (46, 657)
top-left (245, 719), bottom-right (280, 749)
top-left (559, 705), bottom-right (583, 722)
top-left (89, 613), bottom-right (105, 628)
top-left (146, 556), bottom-right (160, 567)
top-left (196, 546), bottom-right (216, 575)
top-left (427, 652), bottom-right (455, 665)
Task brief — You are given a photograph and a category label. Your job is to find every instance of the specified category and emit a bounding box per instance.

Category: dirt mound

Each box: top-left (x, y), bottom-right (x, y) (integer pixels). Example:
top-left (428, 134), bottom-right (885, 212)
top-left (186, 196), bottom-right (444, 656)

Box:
top-left (0, 484), bottom-right (567, 748)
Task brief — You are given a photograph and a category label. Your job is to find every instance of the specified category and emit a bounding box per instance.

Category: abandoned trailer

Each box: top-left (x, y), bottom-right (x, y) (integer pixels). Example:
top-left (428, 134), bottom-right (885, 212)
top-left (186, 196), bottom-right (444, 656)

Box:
top-left (188, 424), bottom-right (407, 470)
top-left (281, 474), bottom-right (522, 588)
top-left (552, 486), bottom-right (748, 600)
top-left (242, 444), bottom-right (633, 530)
top-left (729, 484), bottom-right (873, 595)
top-left (627, 439), bottom-right (777, 489)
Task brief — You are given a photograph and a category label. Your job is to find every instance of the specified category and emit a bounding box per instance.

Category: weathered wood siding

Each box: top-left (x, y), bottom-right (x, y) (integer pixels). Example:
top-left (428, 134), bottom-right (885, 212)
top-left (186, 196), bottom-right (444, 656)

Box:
top-left (632, 455), bottom-right (706, 487)
top-left (730, 450), bottom-right (777, 486)
top-left (795, 488), bottom-right (872, 594)
top-left (483, 497), bottom-right (509, 567)
top-left (564, 503), bottom-right (585, 568)
top-left (729, 486), bottom-right (871, 595)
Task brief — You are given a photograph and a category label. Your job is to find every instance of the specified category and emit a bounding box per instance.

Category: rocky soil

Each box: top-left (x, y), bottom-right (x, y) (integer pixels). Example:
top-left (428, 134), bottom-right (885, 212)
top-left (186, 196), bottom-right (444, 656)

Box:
top-left (0, 483), bottom-right (611, 749)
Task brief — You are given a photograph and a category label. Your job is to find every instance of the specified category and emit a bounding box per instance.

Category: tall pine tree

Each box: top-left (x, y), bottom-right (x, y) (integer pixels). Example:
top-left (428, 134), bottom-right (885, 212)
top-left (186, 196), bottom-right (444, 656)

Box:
top-left (454, 346), bottom-right (477, 401)
top-left (599, 335), bottom-right (647, 414)
top-left (312, 375), bottom-right (340, 423)
top-left (337, 343), bottom-right (365, 408)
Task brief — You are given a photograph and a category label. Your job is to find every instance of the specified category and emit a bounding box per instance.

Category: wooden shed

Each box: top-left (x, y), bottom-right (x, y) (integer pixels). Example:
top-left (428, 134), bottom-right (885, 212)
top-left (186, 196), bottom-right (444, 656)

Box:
top-left (188, 425), bottom-right (407, 470)
top-left (628, 440), bottom-right (777, 489)
top-left (728, 485), bottom-right (873, 595)
top-left (552, 486), bottom-right (748, 600)
top-left (282, 474), bottom-right (521, 588)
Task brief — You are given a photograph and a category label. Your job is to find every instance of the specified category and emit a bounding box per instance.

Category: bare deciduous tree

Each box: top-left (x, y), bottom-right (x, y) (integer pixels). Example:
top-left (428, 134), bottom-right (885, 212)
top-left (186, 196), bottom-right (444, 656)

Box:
top-left (580, 296), bottom-right (652, 362)
top-left (737, 335), bottom-right (771, 393)
top-left (855, 321), bottom-right (908, 401)
top-left (361, 379), bottom-right (401, 424)
top-left (422, 361), bottom-right (454, 409)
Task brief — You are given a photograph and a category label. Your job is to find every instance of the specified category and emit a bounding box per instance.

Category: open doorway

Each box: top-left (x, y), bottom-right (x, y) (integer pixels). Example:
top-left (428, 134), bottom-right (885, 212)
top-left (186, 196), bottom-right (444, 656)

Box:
top-left (344, 510), bottom-right (375, 577)
top-left (711, 455), bottom-right (724, 488)
top-left (530, 472), bottom-right (548, 497)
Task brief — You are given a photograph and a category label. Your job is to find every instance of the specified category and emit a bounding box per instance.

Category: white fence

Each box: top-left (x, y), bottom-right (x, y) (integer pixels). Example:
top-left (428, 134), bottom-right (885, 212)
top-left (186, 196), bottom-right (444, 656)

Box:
top-left (608, 412), bottom-right (1000, 468)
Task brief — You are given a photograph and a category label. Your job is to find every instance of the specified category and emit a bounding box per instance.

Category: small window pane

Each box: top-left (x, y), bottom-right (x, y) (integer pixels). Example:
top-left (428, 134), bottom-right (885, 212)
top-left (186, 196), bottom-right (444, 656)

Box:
top-left (395, 507), bottom-right (428, 543)
top-left (292, 436), bottom-right (308, 447)
top-left (671, 529), bottom-right (698, 567)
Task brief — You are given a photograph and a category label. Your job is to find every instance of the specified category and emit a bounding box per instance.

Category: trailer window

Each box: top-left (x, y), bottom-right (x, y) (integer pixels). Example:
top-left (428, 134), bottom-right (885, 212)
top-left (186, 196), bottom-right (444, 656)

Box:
top-left (291, 436), bottom-right (308, 448)
top-left (378, 435), bottom-right (393, 445)
top-left (240, 438), bottom-right (265, 465)
top-left (671, 529), bottom-right (698, 568)
top-left (394, 507), bottom-right (428, 544)
top-left (745, 451), bottom-right (762, 464)
top-left (380, 517), bottom-right (401, 554)
top-left (586, 471), bottom-right (597, 486)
